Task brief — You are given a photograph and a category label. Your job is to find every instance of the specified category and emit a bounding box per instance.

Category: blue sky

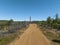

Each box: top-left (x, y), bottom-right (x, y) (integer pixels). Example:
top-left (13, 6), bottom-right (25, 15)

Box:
top-left (0, 0), bottom-right (60, 21)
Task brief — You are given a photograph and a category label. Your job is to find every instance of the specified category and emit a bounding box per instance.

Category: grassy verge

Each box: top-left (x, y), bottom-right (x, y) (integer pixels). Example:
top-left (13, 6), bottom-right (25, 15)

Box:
top-left (0, 26), bottom-right (28, 45)
top-left (37, 25), bottom-right (60, 45)
top-left (0, 33), bottom-right (18, 45)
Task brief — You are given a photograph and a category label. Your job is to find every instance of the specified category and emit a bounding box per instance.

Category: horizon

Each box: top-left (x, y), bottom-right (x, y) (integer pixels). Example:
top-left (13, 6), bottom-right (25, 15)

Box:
top-left (0, 0), bottom-right (60, 21)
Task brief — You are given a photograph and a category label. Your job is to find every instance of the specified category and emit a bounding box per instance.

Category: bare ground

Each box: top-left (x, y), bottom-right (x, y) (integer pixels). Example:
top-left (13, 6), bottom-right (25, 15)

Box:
top-left (9, 24), bottom-right (51, 45)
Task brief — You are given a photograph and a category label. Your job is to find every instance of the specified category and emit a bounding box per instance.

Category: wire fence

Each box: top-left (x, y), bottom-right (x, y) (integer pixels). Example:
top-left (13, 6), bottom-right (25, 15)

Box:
top-left (0, 21), bottom-right (29, 38)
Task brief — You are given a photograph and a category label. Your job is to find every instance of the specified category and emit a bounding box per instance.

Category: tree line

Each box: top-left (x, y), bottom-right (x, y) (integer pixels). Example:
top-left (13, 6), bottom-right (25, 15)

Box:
top-left (40, 14), bottom-right (60, 30)
top-left (0, 19), bottom-right (14, 30)
top-left (32, 14), bottom-right (60, 30)
top-left (0, 19), bottom-right (28, 31)
top-left (47, 14), bottom-right (60, 29)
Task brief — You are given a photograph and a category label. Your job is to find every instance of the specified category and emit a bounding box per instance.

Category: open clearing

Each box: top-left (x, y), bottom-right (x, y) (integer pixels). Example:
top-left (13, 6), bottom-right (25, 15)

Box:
top-left (9, 24), bottom-right (51, 45)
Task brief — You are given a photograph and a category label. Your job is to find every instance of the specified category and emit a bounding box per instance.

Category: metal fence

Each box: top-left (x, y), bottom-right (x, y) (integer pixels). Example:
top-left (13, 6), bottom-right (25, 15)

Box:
top-left (0, 22), bottom-right (29, 38)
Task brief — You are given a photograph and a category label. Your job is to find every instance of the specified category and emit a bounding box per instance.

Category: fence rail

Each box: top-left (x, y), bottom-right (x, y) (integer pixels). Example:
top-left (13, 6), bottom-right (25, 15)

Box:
top-left (0, 22), bottom-right (29, 38)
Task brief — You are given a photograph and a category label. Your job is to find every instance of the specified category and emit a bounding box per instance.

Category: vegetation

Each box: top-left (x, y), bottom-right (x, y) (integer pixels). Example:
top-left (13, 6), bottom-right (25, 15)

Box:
top-left (32, 13), bottom-right (60, 45)
top-left (0, 33), bottom-right (17, 45)
top-left (36, 13), bottom-right (60, 30)
top-left (0, 13), bottom-right (60, 45)
top-left (0, 19), bottom-right (29, 45)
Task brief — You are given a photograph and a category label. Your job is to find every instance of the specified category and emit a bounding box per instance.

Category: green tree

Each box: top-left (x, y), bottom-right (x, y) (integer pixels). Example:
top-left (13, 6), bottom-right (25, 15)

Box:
top-left (7, 19), bottom-right (14, 26)
top-left (47, 16), bottom-right (52, 27)
top-left (55, 13), bottom-right (59, 22)
top-left (52, 14), bottom-right (60, 29)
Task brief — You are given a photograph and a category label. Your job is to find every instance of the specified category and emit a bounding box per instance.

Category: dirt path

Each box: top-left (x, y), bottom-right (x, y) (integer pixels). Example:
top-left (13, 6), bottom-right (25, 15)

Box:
top-left (9, 24), bottom-right (51, 45)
